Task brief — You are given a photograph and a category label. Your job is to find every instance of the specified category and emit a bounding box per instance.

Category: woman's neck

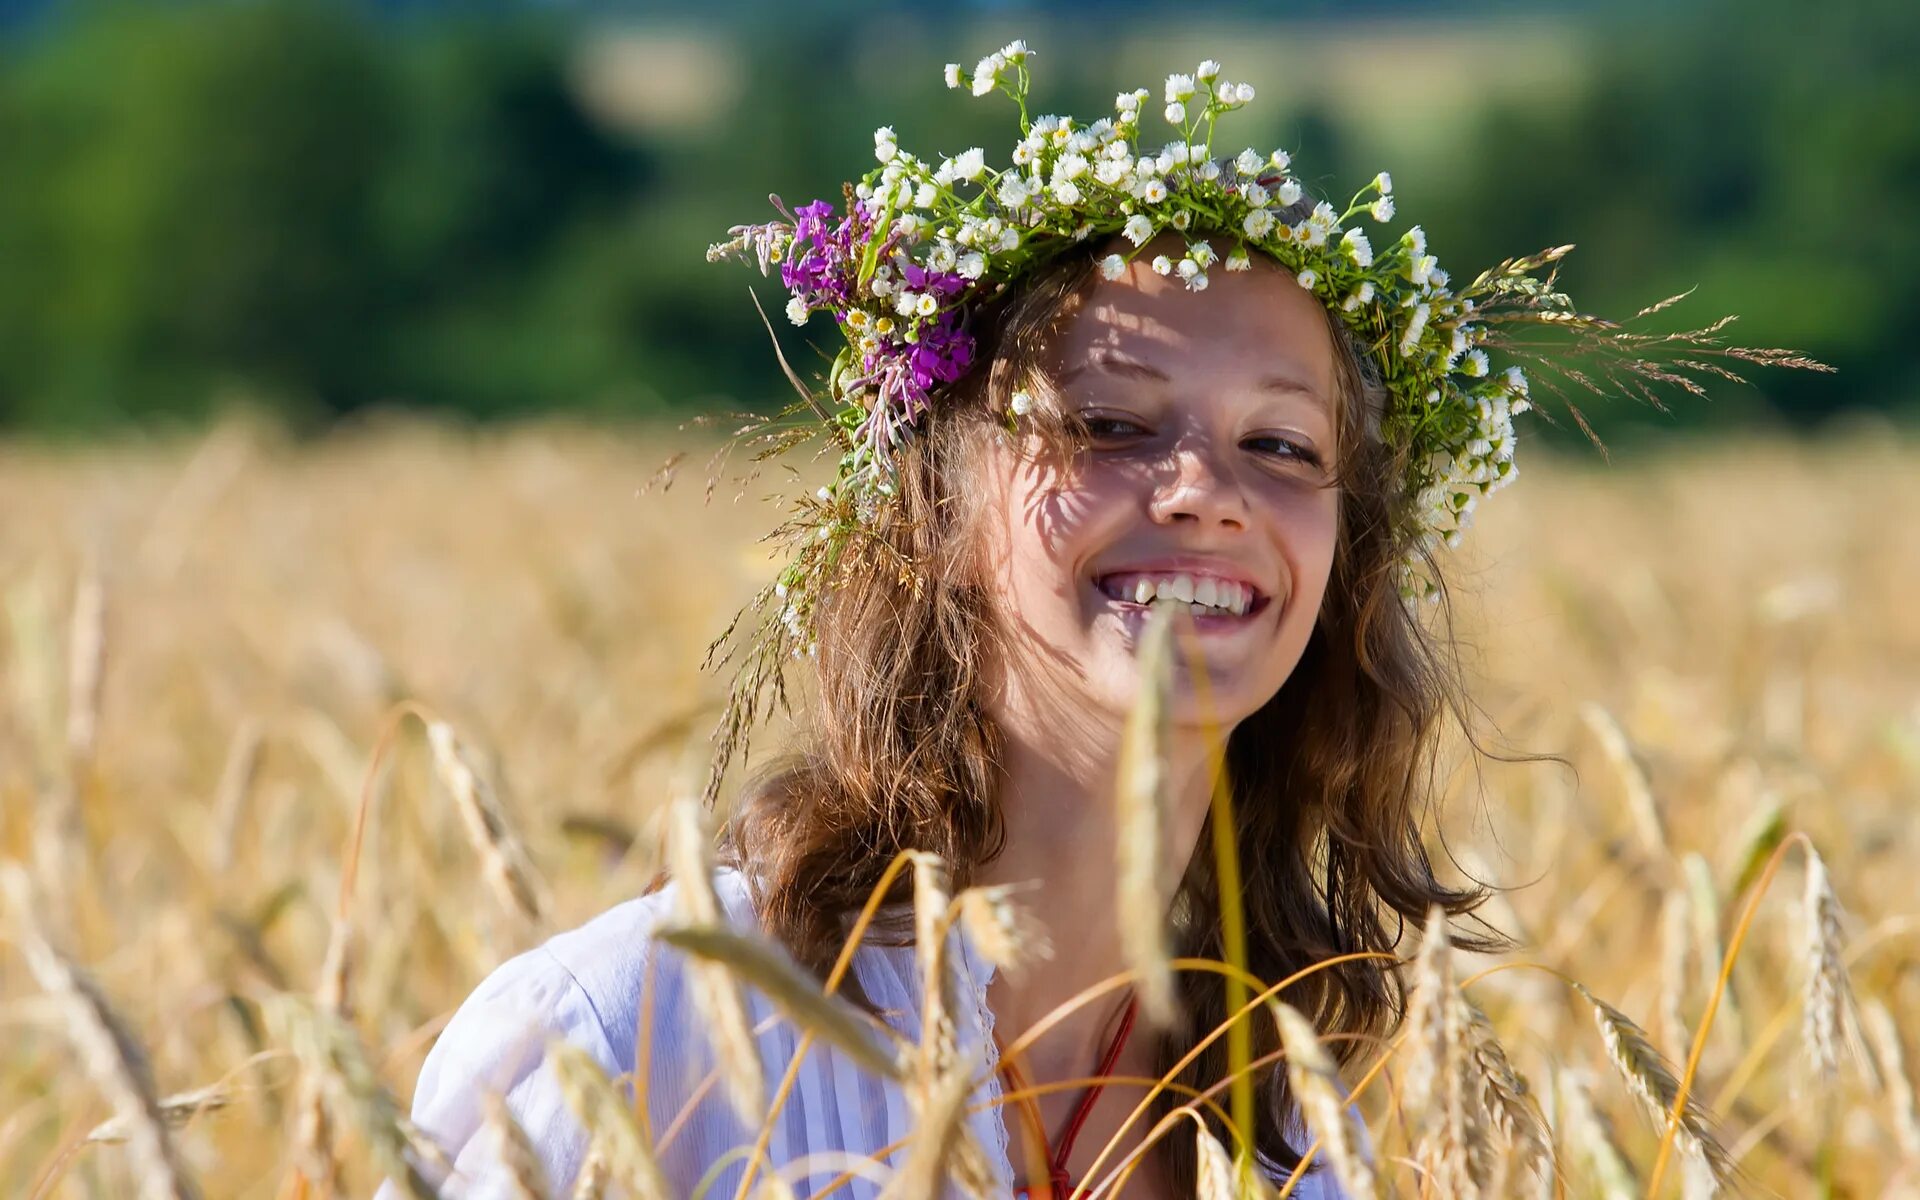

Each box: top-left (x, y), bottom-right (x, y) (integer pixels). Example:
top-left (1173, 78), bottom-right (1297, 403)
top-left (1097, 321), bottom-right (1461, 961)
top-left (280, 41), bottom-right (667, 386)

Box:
top-left (973, 711), bottom-right (1221, 1094)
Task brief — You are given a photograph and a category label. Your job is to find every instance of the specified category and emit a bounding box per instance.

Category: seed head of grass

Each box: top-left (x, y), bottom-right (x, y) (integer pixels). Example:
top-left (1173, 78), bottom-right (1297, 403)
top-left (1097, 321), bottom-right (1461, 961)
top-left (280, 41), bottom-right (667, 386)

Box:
top-left (954, 883), bottom-right (1052, 979)
top-left (1800, 844), bottom-right (1859, 1085)
top-left (664, 784), bottom-right (767, 1126)
top-left (547, 1037), bottom-right (672, 1200)
top-left (1272, 999), bottom-right (1376, 1198)
top-left (1573, 982), bottom-right (1732, 1187)
top-left (426, 719), bottom-right (550, 928)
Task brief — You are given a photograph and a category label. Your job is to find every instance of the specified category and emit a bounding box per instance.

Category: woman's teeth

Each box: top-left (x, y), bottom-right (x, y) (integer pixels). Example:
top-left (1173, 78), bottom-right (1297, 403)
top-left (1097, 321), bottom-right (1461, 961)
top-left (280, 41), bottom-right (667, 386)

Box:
top-left (1099, 572), bottom-right (1254, 617)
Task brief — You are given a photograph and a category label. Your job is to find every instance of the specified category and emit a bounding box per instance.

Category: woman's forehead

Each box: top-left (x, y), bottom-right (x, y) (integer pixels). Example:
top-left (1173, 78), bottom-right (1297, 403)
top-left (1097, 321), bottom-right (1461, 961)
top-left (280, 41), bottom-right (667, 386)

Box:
top-left (1044, 253), bottom-right (1338, 408)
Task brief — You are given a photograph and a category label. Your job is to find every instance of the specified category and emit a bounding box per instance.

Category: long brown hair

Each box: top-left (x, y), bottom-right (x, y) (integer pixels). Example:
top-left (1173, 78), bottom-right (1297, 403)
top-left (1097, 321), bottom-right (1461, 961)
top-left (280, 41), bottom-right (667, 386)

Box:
top-left (716, 195), bottom-right (1530, 1189)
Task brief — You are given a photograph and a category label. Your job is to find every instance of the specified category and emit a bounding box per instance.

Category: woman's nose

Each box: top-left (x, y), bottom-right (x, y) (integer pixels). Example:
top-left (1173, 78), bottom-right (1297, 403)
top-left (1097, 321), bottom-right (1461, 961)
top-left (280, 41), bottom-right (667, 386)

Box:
top-left (1147, 437), bottom-right (1250, 531)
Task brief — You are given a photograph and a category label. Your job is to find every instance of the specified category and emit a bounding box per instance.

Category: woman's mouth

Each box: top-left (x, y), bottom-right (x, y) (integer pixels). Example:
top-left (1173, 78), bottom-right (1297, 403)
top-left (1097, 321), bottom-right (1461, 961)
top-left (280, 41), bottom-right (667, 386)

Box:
top-left (1091, 570), bottom-right (1274, 627)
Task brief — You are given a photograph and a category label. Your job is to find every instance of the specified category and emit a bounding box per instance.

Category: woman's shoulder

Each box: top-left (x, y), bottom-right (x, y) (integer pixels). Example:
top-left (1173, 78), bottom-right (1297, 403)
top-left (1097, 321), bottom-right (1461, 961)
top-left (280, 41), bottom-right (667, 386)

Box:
top-left (391, 868), bottom-right (761, 1197)
top-left (488, 865), bottom-right (758, 1044)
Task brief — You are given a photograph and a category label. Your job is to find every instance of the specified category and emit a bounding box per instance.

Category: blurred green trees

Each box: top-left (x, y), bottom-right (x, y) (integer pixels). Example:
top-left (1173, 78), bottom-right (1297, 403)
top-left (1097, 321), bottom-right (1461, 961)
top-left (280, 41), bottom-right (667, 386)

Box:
top-left (0, 0), bottom-right (1913, 438)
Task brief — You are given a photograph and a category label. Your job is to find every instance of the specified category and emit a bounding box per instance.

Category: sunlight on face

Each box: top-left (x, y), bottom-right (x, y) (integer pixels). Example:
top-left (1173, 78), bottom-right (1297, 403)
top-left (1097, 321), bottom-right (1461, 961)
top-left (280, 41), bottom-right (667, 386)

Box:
top-left (976, 232), bottom-right (1342, 736)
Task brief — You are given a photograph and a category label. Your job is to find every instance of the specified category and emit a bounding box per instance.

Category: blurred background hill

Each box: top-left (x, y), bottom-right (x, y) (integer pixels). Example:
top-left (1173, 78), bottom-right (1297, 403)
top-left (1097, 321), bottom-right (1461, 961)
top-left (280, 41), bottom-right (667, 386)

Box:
top-left (1, 0), bottom-right (1913, 447)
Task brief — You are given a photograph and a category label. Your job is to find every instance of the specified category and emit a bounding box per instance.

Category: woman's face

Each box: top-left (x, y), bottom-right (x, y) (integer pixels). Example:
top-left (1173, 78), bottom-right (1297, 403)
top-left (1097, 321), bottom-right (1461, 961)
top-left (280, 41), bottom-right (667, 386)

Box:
top-left (975, 233), bottom-right (1343, 734)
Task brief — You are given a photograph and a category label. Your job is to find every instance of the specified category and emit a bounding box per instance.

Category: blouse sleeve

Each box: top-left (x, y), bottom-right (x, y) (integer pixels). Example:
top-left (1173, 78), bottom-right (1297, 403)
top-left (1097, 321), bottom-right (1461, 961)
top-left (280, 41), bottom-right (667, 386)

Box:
top-left (379, 946), bottom-right (618, 1200)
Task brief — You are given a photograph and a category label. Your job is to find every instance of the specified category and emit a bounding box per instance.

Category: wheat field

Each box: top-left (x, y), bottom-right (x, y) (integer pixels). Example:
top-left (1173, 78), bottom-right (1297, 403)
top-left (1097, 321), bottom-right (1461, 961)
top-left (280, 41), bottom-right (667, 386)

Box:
top-left (1, 410), bottom-right (1916, 1198)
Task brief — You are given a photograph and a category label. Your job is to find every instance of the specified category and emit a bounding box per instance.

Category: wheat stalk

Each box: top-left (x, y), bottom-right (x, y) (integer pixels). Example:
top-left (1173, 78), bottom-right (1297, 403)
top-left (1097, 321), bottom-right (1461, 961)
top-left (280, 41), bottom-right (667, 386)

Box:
top-left (483, 1091), bottom-right (554, 1200)
top-left (662, 784), bottom-right (768, 1127)
top-left (426, 719), bottom-right (550, 928)
top-left (1271, 1000), bottom-right (1376, 1198)
top-left (2, 863), bottom-right (201, 1200)
top-left (911, 851), bottom-right (959, 1083)
top-left (209, 716), bottom-right (265, 875)
top-left (652, 923), bottom-right (906, 1080)
top-left (547, 1038), bottom-right (672, 1200)
top-left (65, 559), bottom-right (106, 772)
top-left (1115, 598), bottom-right (1179, 1029)
top-left (879, 1057), bottom-right (971, 1199)
top-left (1658, 889), bottom-right (1692, 1060)
top-left (1573, 982), bottom-right (1732, 1186)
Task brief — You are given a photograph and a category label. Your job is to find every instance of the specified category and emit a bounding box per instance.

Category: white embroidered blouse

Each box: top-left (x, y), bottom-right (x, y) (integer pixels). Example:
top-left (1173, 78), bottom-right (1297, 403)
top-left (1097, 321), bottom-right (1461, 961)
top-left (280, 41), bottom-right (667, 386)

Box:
top-left (384, 865), bottom-right (1346, 1199)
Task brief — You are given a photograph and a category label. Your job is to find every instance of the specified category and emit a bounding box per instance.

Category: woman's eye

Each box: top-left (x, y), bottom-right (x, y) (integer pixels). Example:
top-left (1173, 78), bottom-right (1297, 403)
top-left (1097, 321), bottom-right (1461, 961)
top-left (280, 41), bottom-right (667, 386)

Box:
top-left (1244, 435), bottom-right (1323, 467)
top-left (1081, 415), bottom-right (1147, 440)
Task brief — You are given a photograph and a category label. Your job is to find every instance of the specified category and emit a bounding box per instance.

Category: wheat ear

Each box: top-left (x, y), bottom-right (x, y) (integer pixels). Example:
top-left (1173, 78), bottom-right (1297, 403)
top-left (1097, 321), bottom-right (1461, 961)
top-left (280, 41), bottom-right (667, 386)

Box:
top-left (1272, 1000), bottom-right (1376, 1198)
top-left (954, 883), bottom-right (1053, 978)
top-left (661, 782), bottom-right (767, 1127)
top-left (1573, 983), bottom-right (1732, 1186)
top-left (1800, 844), bottom-right (1857, 1084)
top-left (2, 864), bottom-right (201, 1200)
top-left (481, 1091), bottom-right (553, 1200)
top-left (426, 719), bottom-right (550, 927)
top-left (263, 991), bottom-right (437, 1200)
top-left (1860, 997), bottom-right (1920, 1160)
top-left (652, 923), bottom-right (905, 1080)
top-left (546, 1038), bottom-right (672, 1200)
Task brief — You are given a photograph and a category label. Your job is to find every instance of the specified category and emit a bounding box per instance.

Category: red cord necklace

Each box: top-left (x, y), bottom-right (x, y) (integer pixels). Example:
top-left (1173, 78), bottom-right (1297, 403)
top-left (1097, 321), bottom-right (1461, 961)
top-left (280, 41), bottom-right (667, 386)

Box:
top-left (996, 992), bottom-right (1140, 1200)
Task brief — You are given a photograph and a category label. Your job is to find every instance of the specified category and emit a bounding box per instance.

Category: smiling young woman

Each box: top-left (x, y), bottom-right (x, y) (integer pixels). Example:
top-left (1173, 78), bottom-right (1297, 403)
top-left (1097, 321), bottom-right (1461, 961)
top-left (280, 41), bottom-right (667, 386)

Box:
top-left (384, 191), bottom-right (1498, 1199)
top-left (706, 209), bottom-right (1498, 1199)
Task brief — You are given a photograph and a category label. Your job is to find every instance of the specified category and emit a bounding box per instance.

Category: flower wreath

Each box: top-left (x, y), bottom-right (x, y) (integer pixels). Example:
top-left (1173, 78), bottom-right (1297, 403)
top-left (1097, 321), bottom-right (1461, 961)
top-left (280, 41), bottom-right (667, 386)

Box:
top-left (698, 38), bottom-right (1828, 787)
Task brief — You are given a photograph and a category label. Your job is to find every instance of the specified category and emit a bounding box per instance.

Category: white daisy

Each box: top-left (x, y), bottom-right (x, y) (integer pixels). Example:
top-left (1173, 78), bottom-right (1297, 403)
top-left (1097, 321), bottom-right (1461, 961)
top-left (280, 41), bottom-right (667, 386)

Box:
top-left (1243, 209), bottom-right (1275, 238)
top-left (944, 62), bottom-right (963, 89)
top-left (972, 53), bottom-right (1002, 97)
top-left (1151, 255), bottom-right (1173, 275)
top-left (1142, 177), bottom-right (1168, 203)
top-left (1165, 73), bottom-right (1195, 103)
top-left (1100, 253), bottom-right (1128, 280)
top-left (1010, 390), bottom-right (1033, 416)
top-left (1225, 246), bottom-right (1252, 271)
top-left (1296, 268), bottom-right (1319, 290)
top-left (1235, 148), bottom-right (1263, 175)
top-left (957, 252), bottom-right (986, 279)
top-left (1277, 179), bottom-right (1303, 206)
top-left (1165, 101), bottom-right (1186, 124)
top-left (955, 147), bottom-right (986, 181)
top-left (785, 297), bottom-right (808, 325)
top-left (1341, 227), bottom-right (1374, 268)
top-left (1123, 214), bottom-right (1154, 246)
top-left (1196, 59), bottom-right (1223, 81)
top-left (1053, 180), bottom-right (1082, 205)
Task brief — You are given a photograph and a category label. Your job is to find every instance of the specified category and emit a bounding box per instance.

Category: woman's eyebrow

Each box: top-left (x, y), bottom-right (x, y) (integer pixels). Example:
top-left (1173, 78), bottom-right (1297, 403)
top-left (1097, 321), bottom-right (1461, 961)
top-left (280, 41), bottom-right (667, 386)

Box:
top-left (1059, 350), bottom-right (1326, 406)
